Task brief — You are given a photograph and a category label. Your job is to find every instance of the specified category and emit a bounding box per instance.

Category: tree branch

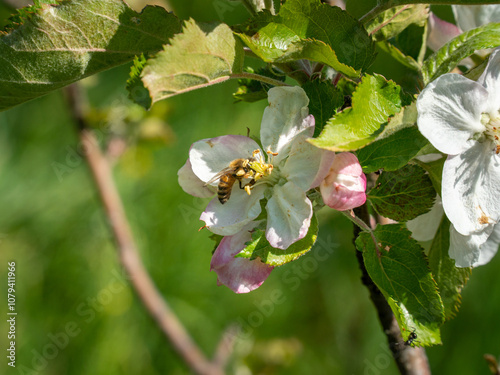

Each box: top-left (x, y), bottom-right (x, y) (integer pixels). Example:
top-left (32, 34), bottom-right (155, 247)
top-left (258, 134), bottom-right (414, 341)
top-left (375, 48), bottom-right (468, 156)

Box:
top-left (353, 204), bottom-right (431, 375)
top-left (64, 84), bottom-right (226, 375)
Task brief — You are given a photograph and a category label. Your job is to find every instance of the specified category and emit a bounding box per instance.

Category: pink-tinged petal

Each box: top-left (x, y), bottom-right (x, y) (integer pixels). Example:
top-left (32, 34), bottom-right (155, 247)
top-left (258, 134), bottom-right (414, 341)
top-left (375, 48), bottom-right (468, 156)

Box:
top-left (427, 13), bottom-right (461, 52)
top-left (213, 256), bottom-right (274, 293)
top-left (475, 223), bottom-right (500, 266)
top-left (320, 153), bottom-right (366, 211)
top-left (477, 48), bottom-right (500, 114)
top-left (442, 142), bottom-right (500, 235)
top-left (201, 184), bottom-right (266, 236)
top-left (260, 86), bottom-right (312, 161)
top-left (452, 5), bottom-right (500, 32)
top-left (309, 150), bottom-right (336, 189)
top-left (280, 127), bottom-right (325, 191)
top-left (177, 159), bottom-right (215, 198)
top-left (407, 196), bottom-right (443, 242)
top-left (266, 182), bottom-right (312, 249)
top-left (210, 222), bottom-right (274, 294)
top-left (189, 135), bottom-right (261, 184)
top-left (417, 73), bottom-right (488, 155)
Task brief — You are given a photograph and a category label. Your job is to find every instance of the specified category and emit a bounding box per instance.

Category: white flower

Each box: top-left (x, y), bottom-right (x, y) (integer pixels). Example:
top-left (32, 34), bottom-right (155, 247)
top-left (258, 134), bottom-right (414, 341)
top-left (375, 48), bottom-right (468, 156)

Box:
top-left (416, 48), bottom-right (500, 266)
top-left (178, 86), bottom-right (331, 250)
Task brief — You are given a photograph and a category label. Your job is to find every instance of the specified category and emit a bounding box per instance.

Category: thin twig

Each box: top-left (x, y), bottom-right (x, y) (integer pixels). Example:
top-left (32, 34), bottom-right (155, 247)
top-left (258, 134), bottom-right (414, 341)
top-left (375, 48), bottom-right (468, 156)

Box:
top-left (64, 84), bottom-right (225, 375)
top-left (230, 72), bottom-right (290, 87)
top-left (353, 204), bottom-right (431, 375)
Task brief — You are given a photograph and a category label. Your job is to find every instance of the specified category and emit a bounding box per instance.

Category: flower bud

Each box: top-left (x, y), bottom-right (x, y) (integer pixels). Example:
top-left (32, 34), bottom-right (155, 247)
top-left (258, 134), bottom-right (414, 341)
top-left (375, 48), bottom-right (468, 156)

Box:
top-left (320, 152), bottom-right (366, 211)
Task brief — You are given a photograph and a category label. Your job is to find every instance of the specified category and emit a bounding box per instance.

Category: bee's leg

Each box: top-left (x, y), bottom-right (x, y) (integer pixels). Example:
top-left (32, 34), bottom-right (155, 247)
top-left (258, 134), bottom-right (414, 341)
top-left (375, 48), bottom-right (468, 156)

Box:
top-left (238, 180), bottom-right (245, 189)
top-left (244, 179), bottom-right (256, 195)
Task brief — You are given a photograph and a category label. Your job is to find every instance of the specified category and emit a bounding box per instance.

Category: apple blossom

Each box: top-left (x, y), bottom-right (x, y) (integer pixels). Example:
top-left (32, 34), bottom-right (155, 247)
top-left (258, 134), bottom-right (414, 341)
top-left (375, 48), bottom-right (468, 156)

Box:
top-left (416, 48), bottom-right (500, 266)
top-left (320, 152), bottom-right (366, 211)
top-left (178, 86), bottom-right (332, 250)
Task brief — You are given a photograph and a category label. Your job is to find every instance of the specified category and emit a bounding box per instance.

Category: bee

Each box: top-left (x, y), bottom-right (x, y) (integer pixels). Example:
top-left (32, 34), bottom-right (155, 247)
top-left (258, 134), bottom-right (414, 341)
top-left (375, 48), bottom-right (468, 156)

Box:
top-left (206, 158), bottom-right (257, 204)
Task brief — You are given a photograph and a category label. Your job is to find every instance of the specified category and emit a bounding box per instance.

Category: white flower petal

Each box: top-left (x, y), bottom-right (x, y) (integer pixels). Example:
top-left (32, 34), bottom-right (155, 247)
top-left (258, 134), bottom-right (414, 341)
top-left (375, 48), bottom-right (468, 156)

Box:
top-left (200, 185), bottom-right (266, 236)
top-left (189, 135), bottom-right (261, 183)
top-left (280, 128), bottom-right (325, 191)
top-left (452, 5), bottom-right (500, 32)
top-left (266, 182), bottom-right (312, 249)
top-left (177, 159), bottom-right (215, 198)
top-left (474, 223), bottom-right (500, 266)
top-left (449, 225), bottom-right (489, 267)
top-left (260, 86), bottom-right (312, 159)
top-left (407, 196), bottom-right (443, 242)
top-left (309, 150), bottom-right (336, 189)
top-left (442, 143), bottom-right (500, 235)
top-left (477, 48), bottom-right (500, 113)
top-left (427, 13), bottom-right (461, 52)
top-left (417, 73), bottom-right (488, 155)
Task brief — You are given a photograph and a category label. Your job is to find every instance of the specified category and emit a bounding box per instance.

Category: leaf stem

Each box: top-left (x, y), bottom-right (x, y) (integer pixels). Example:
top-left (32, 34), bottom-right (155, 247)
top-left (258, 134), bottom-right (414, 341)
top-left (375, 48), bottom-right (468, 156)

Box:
top-left (230, 72), bottom-right (290, 87)
top-left (359, 1), bottom-right (395, 24)
top-left (340, 209), bottom-right (373, 233)
top-left (64, 84), bottom-right (227, 375)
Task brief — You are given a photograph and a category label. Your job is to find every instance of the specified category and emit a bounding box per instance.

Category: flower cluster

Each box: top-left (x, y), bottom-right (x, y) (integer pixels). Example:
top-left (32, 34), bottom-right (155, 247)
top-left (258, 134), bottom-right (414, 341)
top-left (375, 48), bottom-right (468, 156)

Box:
top-left (417, 48), bottom-right (500, 267)
top-left (178, 86), bottom-right (366, 292)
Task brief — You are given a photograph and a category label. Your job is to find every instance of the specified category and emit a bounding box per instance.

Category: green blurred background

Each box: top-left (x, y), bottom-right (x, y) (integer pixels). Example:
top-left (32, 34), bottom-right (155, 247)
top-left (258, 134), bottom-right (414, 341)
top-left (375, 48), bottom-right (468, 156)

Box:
top-left (0, 1), bottom-right (499, 374)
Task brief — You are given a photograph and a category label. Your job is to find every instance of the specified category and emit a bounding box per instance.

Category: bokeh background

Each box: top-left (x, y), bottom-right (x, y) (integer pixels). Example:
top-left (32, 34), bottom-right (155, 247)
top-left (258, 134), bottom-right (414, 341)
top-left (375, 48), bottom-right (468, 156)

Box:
top-left (0, 1), bottom-right (499, 374)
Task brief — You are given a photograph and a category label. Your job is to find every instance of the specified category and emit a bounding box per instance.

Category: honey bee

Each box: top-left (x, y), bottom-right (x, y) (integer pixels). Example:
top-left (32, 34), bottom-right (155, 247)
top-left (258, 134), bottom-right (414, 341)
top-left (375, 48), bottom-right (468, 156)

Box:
top-left (206, 158), bottom-right (257, 204)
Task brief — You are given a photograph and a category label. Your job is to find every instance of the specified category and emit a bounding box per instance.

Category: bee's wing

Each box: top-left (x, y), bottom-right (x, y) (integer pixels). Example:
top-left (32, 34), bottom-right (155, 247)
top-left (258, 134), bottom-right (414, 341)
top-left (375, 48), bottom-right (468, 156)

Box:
top-left (204, 168), bottom-right (232, 186)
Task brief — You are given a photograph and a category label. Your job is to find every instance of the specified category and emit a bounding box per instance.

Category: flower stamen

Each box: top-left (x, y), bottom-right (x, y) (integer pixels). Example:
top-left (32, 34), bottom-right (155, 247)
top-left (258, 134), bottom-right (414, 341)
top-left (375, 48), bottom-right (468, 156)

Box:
top-left (482, 110), bottom-right (500, 153)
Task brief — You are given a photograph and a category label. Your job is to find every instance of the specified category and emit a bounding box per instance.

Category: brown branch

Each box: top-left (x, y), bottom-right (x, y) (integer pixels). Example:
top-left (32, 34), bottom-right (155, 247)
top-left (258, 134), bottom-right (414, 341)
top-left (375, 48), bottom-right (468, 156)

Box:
top-left (64, 84), bottom-right (225, 375)
top-left (353, 204), bottom-right (431, 375)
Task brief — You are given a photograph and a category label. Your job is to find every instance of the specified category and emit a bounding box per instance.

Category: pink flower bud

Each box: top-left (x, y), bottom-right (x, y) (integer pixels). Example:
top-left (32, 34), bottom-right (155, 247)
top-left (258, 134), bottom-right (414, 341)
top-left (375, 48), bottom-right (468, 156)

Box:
top-left (320, 153), bottom-right (366, 211)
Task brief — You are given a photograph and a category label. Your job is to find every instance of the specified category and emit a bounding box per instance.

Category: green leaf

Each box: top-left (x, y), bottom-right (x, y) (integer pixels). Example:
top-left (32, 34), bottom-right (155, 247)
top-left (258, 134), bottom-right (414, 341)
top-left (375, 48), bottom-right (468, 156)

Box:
top-left (236, 0), bottom-right (375, 77)
top-left (309, 74), bottom-right (404, 151)
top-left (365, 4), bottom-right (428, 42)
top-left (302, 80), bottom-right (344, 137)
top-left (416, 156), bottom-right (445, 197)
top-left (356, 224), bottom-right (445, 346)
top-left (377, 41), bottom-right (420, 71)
top-left (427, 217), bottom-right (471, 320)
top-left (0, 0), bottom-right (181, 111)
top-left (34, 0), bottom-right (58, 5)
top-left (237, 215), bottom-right (318, 266)
top-left (357, 127), bottom-right (428, 173)
top-left (422, 22), bottom-right (500, 85)
top-left (137, 19), bottom-right (244, 108)
top-left (376, 101), bottom-right (418, 138)
top-left (127, 54), bottom-right (152, 109)
top-left (368, 164), bottom-right (436, 222)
